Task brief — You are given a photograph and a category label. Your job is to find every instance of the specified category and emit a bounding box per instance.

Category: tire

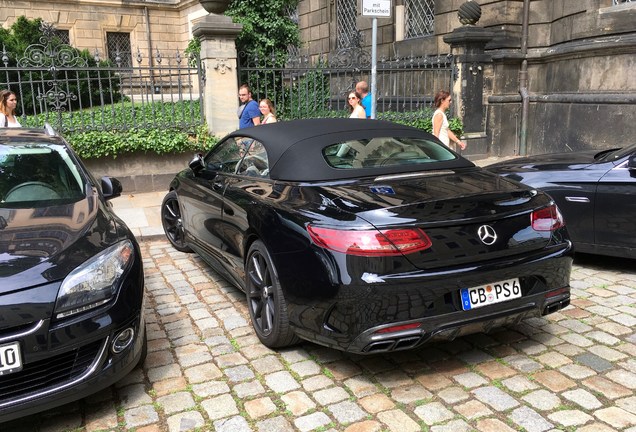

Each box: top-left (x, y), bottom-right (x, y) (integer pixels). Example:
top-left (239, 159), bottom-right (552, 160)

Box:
top-left (161, 190), bottom-right (192, 252)
top-left (245, 240), bottom-right (300, 348)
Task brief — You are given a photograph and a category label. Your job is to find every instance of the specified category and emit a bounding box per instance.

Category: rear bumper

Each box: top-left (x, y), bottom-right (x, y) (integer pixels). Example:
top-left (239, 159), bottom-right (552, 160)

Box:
top-left (353, 289), bottom-right (569, 353)
top-left (289, 243), bottom-right (573, 353)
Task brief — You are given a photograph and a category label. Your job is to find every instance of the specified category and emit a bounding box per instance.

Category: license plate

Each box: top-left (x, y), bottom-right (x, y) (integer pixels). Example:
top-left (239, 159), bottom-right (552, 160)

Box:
top-left (461, 278), bottom-right (521, 311)
top-left (0, 342), bottom-right (23, 376)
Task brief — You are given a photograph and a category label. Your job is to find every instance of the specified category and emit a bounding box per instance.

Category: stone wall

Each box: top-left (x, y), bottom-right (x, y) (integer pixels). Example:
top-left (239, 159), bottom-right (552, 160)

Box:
top-left (296, 0), bottom-right (636, 156)
top-left (84, 151), bottom-right (194, 193)
top-left (484, 1), bottom-right (636, 155)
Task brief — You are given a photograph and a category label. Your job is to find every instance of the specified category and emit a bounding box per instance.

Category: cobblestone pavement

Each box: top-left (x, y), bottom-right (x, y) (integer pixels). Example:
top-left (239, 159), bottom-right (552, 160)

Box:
top-left (5, 240), bottom-right (636, 432)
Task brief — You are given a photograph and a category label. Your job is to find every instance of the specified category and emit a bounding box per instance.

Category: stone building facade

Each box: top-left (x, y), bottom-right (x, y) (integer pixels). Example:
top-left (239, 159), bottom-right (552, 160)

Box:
top-left (297, 0), bottom-right (636, 156)
top-left (0, 0), bottom-right (206, 67)
top-left (2, 0), bottom-right (634, 156)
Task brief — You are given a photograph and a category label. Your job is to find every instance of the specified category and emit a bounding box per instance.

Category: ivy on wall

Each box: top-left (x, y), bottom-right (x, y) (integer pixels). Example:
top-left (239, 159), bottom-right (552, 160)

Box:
top-left (226, 0), bottom-right (301, 65)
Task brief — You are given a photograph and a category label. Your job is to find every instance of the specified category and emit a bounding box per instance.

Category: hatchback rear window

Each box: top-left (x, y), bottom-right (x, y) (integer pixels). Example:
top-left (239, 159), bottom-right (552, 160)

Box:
top-left (322, 137), bottom-right (456, 169)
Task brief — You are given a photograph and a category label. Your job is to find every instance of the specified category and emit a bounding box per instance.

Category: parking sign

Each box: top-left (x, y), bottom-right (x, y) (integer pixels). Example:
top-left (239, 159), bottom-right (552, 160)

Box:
top-left (362, 0), bottom-right (391, 18)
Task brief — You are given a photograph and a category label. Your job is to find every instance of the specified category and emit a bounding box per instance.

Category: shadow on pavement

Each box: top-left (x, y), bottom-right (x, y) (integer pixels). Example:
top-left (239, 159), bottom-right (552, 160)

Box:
top-left (573, 252), bottom-right (636, 271)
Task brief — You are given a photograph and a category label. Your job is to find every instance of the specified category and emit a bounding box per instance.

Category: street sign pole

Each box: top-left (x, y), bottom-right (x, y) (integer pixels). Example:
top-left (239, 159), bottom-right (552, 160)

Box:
top-left (362, 0), bottom-right (391, 120)
top-left (371, 17), bottom-right (377, 119)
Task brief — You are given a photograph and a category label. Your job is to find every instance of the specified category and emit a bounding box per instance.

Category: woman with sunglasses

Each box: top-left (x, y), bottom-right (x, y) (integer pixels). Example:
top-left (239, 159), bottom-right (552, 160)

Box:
top-left (347, 91), bottom-right (366, 119)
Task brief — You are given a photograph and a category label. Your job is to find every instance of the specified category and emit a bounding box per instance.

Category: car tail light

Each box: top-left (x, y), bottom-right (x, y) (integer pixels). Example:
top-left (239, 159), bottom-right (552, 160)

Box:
top-left (531, 203), bottom-right (564, 231)
top-left (545, 287), bottom-right (569, 298)
top-left (375, 322), bottom-right (422, 334)
top-left (307, 226), bottom-right (432, 256)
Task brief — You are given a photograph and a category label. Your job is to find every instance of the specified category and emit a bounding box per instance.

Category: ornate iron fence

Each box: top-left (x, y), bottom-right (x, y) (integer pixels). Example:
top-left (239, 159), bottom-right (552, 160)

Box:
top-left (237, 48), bottom-right (456, 124)
top-left (1, 23), bottom-right (204, 134)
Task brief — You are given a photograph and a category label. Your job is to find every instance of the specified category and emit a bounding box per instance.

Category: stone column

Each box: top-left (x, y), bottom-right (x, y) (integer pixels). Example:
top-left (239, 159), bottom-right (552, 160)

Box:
top-left (443, 2), bottom-right (494, 158)
top-left (192, 14), bottom-right (242, 137)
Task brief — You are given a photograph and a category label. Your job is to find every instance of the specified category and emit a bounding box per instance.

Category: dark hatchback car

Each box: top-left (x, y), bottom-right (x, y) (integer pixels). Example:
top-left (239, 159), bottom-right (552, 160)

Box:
top-left (162, 118), bottom-right (573, 354)
top-left (487, 144), bottom-right (636, 259)
top-left (0, 126), bottom-right (146, 422)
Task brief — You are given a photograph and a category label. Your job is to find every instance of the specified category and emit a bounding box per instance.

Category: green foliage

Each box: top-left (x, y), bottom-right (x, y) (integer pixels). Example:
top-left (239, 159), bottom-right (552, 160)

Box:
top-left (277, 106), bottom-right (464, 136)
top-left (448, 116), bottom-right (463, 136)
top-left (26, 99), bottom-right (203, 132)
top-left (0, 16), bottom-right (43, 53)
top-left (279, 66), bottom-right (331, 120)
top-left (184, 37), bottom-right (201, 67)
top-left (227, 0), bottom-right (301, 106)
top-left (67, 127), bottom-right (216, 160)
top-left (0, 17), bottom-right (123, 115)
top-left (226, 0), bottom-right (301, 63)
top-left (379, 109), bottom-right (463, 136)
top-left (21, 100), bottom-right (213, 159)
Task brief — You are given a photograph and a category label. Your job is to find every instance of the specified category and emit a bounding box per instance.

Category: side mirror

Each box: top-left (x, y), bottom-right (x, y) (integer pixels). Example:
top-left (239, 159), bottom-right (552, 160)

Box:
top-left (101, 176), bottom-right (123, 200)
top-left (628, 154), bottom-right (636, 170)
top-left (189, 153), bottom-right (205, 173)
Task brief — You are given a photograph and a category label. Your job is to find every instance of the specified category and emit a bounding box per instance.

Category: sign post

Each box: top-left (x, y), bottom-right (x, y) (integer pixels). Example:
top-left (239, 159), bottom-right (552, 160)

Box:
top-left (362, 0), bottom-right (391, 119)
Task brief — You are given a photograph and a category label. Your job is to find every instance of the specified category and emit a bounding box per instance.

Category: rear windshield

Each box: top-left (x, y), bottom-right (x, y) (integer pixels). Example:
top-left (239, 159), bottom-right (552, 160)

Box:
top-left (0, 144), bottom-right (85, 207)
top-left (323, 137), bottom-right (456, 169)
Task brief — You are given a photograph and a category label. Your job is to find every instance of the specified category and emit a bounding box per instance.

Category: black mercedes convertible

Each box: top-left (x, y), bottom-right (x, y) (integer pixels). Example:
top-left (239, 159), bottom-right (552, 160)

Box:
top-left (161, 118), bottom-right (573, 354)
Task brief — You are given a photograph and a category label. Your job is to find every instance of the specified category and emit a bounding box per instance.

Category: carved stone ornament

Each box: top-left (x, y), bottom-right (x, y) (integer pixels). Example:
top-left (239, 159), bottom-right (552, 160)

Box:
top-left (213, 58), bottom-right (231, 74)
top-left (458, 1), bottom-right (482, 26)
top-left (199, 0), bottom-right (232, 14)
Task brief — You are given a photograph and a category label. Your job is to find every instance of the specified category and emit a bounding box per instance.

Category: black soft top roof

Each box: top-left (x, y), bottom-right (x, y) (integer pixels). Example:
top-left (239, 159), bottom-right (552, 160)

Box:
top-left (226, 118), bottom-right (474, 182)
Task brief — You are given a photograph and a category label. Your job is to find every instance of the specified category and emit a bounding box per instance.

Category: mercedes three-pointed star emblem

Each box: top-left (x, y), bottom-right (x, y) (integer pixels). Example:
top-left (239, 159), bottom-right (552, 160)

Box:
top-left (477, 225), bottom-right (497, 245)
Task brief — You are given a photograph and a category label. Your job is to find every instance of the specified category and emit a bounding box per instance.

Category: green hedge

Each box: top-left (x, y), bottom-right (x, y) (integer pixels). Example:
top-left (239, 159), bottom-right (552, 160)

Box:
top-left (21, 102), bottom-right (461, 160)
top-left (66, 124), bottom-right (216, 159)
top-left (21, 100), bottom-right (216, 159)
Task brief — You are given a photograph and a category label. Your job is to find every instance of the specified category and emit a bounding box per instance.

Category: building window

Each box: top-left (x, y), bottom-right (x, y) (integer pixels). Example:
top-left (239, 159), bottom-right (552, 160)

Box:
top-left (336, 0), bottom-right (361, 48)
top-left (285, 4), bottom-right (299, 24)
top-left (53, 29), bottom-right (70, 45)
top-left (405, 0), bottom-right (435, 39)
top-left (106, 32), bottom-right (132, 68)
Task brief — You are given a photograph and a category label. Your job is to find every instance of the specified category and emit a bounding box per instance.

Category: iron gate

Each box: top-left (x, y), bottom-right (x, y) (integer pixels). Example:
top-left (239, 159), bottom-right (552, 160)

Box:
top-left (236, 47), bottom-right (456, 124)
top-left (1, 23), bottom-right (204, 133)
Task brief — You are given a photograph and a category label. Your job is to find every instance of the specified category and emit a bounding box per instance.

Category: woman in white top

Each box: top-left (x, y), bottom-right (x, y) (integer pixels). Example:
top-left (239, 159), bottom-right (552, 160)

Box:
top-left (432, 90), bottom-right (465, 151)
top-left (259, 98), bottom-right (277, 124)
top-left (347, 91), bottom-right (366, 119)
top-left (0, 90), bottom-right (21, 127)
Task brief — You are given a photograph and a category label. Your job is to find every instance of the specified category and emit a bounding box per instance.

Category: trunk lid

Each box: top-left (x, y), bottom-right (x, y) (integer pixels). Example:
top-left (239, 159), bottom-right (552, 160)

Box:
top-left (319, 168), bottom-right (555, 270)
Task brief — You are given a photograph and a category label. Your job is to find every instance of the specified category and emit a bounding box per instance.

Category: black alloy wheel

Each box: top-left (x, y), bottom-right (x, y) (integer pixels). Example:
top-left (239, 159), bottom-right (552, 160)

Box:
top-left (245, 240), bottom-right (299, 348)
top-left (161, 191), bottom-right (192, 252)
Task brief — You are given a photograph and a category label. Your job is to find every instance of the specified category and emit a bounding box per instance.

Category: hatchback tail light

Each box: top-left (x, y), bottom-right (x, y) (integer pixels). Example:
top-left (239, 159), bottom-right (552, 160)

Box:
top-left (531, 203), bottom-right (564, 231)
top-left (307, 226), bottom-right (432, 256)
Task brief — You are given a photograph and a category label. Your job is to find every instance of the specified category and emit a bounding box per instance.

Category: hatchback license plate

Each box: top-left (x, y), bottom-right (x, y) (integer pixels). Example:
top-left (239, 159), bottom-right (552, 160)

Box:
top-left (461, 278), bottom-right (521, 311)
top-left (0, 342), bottom-right (22, 376)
